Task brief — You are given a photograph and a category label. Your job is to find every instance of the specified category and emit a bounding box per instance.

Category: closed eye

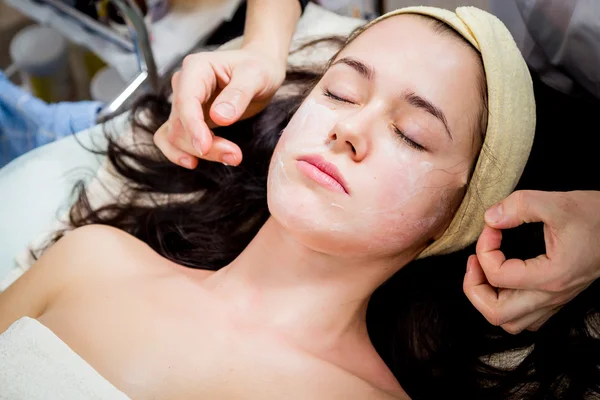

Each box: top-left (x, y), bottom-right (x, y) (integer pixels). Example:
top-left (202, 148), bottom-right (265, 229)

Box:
top-left (322, 87), bottom-right (426, 152)
top-left (393, 125), bottom-right (426, 152)
top-left (322, 88), bottom-right (354, 104)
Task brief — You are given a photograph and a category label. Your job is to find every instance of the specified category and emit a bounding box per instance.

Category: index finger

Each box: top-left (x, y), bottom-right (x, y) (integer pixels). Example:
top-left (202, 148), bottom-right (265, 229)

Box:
top-left (172, 58), bottom-right (218, 155)
top-left (476, 225), bottom-right (552, 290)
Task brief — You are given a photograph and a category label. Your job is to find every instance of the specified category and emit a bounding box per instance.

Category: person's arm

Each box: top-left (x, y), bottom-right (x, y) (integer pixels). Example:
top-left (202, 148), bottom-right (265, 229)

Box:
top-left (242, 0), bottom-right (303, 68)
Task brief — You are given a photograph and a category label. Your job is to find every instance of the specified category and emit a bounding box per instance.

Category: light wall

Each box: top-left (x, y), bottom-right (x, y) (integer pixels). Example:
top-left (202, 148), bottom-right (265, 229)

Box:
top-left (385, 0), bottom-right (489, 11)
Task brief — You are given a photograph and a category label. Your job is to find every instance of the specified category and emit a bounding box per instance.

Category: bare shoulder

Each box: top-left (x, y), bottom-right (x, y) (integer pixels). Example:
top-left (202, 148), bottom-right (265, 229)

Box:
top-left (60, 225), bottom-right (212, 284)
top-left (0, 225), bottom-right (157, 333)
top-left (54, 224), bottom-right (171, 277)
top-left (49, 225), bottom-right (216, 300)
top-left (60, 224), bottom-right (151, 257)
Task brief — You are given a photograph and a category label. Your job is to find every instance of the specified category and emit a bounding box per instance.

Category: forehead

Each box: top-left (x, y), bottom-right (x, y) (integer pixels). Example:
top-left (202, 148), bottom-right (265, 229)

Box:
top-left (344, 15), bottom-right (456, 53)
top-left (339, 14), bottom-right (475, 73)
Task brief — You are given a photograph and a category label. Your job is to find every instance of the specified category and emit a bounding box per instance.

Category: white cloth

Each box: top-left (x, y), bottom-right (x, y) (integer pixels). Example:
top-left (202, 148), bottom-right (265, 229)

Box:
top-left (0, 317), bottom-right (130, 400)
top-left (0, 112), bottom-right (130, 286)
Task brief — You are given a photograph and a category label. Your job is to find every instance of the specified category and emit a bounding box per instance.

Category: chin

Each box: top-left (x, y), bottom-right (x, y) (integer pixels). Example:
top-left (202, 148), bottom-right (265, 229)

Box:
top-left (267, 186), bottom-right (326, 230)
top-left (267, 198), bottom-right (387, 258)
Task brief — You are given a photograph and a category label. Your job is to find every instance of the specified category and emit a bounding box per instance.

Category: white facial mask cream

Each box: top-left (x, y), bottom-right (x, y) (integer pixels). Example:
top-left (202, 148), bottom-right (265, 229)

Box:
top-left (267, 97), bottom-right (450, 256)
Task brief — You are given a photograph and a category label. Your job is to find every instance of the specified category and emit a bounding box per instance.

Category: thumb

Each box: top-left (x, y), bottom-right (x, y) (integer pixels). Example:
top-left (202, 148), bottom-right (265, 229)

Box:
top-left (209, 68), bottom-right (264, 126)
top-left (484, 190), bottom-right (558, 229)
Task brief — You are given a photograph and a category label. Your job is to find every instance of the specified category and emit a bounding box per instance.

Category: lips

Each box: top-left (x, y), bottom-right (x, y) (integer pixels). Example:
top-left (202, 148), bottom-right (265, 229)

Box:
top-left (296, 154), bottom-right (350, 195)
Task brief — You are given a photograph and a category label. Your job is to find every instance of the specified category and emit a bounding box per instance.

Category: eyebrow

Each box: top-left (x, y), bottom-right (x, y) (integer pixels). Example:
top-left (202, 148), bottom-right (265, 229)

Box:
top-left (404, 92), bottom-right (453, 141)
top-left (332, 57), bottom-right (453, 141)
top-left (332, 57), bottom-right (375, 81)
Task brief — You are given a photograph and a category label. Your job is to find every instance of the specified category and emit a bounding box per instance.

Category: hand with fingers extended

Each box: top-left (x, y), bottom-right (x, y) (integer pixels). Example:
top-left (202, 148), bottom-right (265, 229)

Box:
top-left (154, 48), bottom-right (287, 169)
top-left (463, 190), bottom-right (600, 334)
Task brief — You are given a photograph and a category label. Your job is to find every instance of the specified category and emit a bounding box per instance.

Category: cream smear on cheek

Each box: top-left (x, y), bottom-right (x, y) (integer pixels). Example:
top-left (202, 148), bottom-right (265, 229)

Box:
top-left (356, 142), bottom-right (441, 250)
top-left (267, 98), bottom-right (452, 254)
top-left (268, 98), bottom-right (340, 229)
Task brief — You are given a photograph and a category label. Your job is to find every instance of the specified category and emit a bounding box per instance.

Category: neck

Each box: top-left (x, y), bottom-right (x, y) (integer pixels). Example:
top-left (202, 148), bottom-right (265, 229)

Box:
top-left (202, 217), bottom-right (409, 351)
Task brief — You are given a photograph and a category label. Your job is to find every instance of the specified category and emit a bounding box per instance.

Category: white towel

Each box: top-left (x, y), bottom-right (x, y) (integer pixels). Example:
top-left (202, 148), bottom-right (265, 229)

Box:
top-left (0, 317), bottom-right (130, 400)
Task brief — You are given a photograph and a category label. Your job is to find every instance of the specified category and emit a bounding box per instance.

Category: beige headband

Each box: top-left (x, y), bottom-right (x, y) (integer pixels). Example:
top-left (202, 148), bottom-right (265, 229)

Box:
top-left (352, 7), bottom-right (536, 258)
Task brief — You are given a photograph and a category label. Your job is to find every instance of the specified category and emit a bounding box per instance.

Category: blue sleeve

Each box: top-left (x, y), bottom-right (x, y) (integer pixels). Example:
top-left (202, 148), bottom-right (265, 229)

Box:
top-left (0, 71), bottom-right (102, 167)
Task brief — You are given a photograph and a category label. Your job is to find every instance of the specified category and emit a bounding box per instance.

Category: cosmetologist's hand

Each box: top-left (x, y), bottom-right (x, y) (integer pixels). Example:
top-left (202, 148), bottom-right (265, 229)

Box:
top-left (154, 47), bottom-right (286, 168)
top-left (463, 190), bottom-right (600, 334)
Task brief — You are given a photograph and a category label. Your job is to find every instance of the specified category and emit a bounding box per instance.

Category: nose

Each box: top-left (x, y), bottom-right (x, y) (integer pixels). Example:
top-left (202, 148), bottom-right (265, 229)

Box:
top-left (328, 109), bottom-right (373, 162)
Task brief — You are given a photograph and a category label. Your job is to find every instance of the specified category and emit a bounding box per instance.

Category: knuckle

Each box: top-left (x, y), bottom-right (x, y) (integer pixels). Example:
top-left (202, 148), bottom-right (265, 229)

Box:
top-left (152, 131), bottom-right (161, 147)
top-left (161, 121), bottom-right (178, 144)
top-left (167, 131), bottom-right (178, 145)
top-left (154, 127), bottom-right (171, 147)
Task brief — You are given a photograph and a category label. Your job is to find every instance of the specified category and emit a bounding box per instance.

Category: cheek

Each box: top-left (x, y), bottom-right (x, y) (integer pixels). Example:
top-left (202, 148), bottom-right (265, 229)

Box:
top-left (267, 98), bottom-right (339, 227)
top-left (276, 97), bottom-right (338, 152)
top-left (359, 153), bottom-right (467, 252)
top-left (367, 142), bottom-right (431, 213)
top-left (363, 158), bottom-right (438, 247)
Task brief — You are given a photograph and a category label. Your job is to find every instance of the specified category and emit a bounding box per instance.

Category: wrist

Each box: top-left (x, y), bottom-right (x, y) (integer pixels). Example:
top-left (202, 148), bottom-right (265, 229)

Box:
top-left (241, 0), bottom-right (300, 69)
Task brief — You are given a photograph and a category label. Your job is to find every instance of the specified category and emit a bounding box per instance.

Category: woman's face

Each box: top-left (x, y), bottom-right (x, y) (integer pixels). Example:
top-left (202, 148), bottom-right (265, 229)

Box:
top-left (268, 15), bottom-right (485, 260)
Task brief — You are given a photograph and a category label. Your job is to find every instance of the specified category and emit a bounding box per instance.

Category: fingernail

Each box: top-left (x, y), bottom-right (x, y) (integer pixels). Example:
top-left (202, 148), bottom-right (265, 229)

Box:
top-left (192, 138), bottom-right (204, 157)
top-left (485, 203), bottom-right (503, 224)
top-left (221, 153), bottom-right (237, 166)
top-left (179, 157), bottom-right (193, 169)
top-left (466, 255), bottom-right (474, 274)
top-left (214, 103), bottom-right (236, 120)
